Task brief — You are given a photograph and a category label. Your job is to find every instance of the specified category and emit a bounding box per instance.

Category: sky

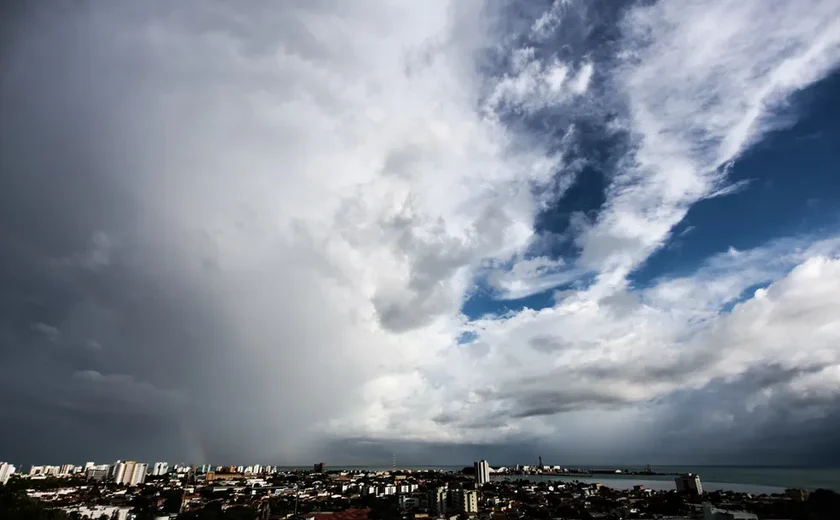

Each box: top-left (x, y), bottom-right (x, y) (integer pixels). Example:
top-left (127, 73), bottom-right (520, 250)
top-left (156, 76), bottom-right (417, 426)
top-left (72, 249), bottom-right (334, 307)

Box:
top-left (2, 0), bottom-right (840, 468)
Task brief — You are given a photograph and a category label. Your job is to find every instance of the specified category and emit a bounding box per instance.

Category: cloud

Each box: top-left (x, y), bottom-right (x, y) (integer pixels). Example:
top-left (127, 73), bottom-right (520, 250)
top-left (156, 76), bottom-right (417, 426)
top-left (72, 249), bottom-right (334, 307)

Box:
top-left (0, 0), bottom-right (564, 462)
top-left (485, 256), bottom-right (581, 300)
top-left (485, 47), bottom-right (594, 114)
top-left (531, 0), bottom-right (575, 39)
top-left (1, 0), bottom-right (839, 466)
top-left (69, 370), bottom-right (186, 414)
top-left (30, 322), bottom-right (61, 342)
top-left (577, 0), bottom-right (840, 277)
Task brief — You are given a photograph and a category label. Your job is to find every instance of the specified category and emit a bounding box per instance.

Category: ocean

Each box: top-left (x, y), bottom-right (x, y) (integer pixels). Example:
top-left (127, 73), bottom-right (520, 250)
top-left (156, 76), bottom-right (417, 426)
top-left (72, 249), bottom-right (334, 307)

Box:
top-left (294, 465), bottom-right (840, 493)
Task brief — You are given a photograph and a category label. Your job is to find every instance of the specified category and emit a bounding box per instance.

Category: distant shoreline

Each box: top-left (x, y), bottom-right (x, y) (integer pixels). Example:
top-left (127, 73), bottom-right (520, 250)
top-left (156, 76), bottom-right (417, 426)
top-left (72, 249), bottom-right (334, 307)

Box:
top-left (499, 470), bottom-right (681, 477)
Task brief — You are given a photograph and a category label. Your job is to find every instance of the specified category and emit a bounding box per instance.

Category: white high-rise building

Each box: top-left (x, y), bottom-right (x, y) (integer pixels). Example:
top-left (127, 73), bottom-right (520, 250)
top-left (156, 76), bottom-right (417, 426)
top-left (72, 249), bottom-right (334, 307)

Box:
top-left (113, 462), bottom-right (127, 484)
top-left (152, 462), bottom-right (169, 476)
top-left (60, 464), bottom-right (75, 476)
top-left (474, 459), bottom-right (490, 486)
top-left (129, 463), bottom-right (147, 485)
top-left (114, 461), bottom-right (147, 485)
top-left (0, 462), bottom-right (16, 485)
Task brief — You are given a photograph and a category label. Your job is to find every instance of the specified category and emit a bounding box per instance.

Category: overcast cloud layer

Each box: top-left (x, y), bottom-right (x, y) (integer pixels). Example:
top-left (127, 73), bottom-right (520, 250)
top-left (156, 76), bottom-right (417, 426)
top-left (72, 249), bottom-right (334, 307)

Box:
top-left (2, 0), bottom-right (840, 466)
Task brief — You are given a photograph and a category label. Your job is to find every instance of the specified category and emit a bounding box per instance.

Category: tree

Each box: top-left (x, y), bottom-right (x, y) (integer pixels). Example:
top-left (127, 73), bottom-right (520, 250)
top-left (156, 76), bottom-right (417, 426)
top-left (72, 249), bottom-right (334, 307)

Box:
top-left (0, 486), bottom-right (69, 520)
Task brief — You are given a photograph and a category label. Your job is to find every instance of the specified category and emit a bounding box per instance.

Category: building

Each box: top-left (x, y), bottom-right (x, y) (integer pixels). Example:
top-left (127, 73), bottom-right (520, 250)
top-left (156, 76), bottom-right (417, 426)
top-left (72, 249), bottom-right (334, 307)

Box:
top-left (59, 464), bottom-right (75, 476)
top-left (785, 488), bottom-right (809, 501)
top-left (474, 459), bottom-right (490, 486)
top-left (86, 468), bottom-right (110, 481)
top-left (300, 508), bottom-right (370, 520)
top-left (114, 461), bottom-right (147, 485)
top-left (450, 489), bottom-right (478, 514)
top-left (398, 496), bottom-right (421, 510)
top-left (152, 462), bottom-right (169, 476)
top-left (130, 463), bottom-right (148, 485)
top-left (702, 503), bottom-right (758, 520)
top-left (314, 462), bottom-right (326, 473)
top-left (63, 506), bottom-right (130, 520)
top-left (113, 462), bottom-right (126, 483)
top-left (429, 486), bottom-right (448, 515)
top-left (0, 462), bottom-right (15, 485)
top-left (675, 473), bottom-right (703, 496)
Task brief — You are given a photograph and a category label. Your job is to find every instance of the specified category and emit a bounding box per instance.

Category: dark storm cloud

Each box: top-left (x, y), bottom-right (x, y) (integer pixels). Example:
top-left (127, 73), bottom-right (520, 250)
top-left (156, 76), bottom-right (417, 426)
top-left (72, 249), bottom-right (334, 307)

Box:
top-left (506, 388), bottom-right (628, 418)
top-left (0, 1), bottom-right (372, 464)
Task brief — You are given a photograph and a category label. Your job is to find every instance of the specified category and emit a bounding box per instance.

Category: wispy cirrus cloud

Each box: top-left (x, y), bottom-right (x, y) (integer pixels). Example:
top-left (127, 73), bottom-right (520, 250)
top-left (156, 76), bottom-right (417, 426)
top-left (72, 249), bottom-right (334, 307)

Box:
top-left (577, 0), bottom-right (840, 278)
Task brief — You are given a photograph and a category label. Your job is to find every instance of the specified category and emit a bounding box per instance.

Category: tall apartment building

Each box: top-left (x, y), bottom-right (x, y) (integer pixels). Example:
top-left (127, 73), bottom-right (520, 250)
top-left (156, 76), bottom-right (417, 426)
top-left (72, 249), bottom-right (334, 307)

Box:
top-left (428, 486), bottom-right (448, 516)
top-left (675, 473), bottom-right (703, 496)
top-left (130, 463), bottom-right (148, 485)
top-left (450, 489), bottom-right (478, 514)
top-left (86, 468), bottom-right (110, 482)
top-left (474, 459), bottom-right (490, 486)
top-left (152, 462), bottom-right (169, 476)
top-left (114, 461), bottom-right (148, 486)
top-left (0, 462), bottom-right (15, 485)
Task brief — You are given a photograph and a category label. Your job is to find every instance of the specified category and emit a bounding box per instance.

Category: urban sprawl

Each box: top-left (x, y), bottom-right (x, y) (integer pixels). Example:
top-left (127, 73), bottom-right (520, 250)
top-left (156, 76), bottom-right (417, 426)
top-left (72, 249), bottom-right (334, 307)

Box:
top-left (0, 459), bottom-right (837, 520)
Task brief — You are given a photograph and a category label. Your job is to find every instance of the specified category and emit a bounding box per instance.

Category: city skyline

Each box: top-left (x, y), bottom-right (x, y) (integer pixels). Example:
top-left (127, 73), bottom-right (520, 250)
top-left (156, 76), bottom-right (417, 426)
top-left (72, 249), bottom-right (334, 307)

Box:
top-left (2, 0), bottom-right (840, 467)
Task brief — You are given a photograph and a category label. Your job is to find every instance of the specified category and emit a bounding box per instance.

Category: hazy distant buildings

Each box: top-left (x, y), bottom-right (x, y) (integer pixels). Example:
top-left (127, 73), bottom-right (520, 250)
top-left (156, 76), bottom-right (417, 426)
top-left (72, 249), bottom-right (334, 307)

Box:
top-left (313, 462), bottom-right (326, 473)
top-left (152, 462), bottom-right (169, 476)
top-left (675, 473), bottom-right (703, 496)
top-left (474, 459), bottom-right (490, 486)
top-left (0, 462), bottom-right (15, 485)
top-left (29, 465), bottom-right (60, 477)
